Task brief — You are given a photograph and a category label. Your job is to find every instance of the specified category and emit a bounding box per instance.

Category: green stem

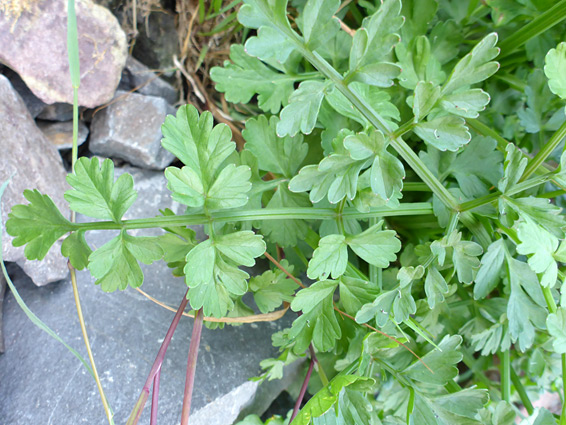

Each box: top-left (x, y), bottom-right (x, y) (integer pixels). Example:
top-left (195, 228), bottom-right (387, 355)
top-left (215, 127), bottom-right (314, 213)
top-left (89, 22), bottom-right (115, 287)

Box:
top-left (73, 204), bottom-right (434, 232)
top-left (459, 172), bottom-right (555, 212)
top-left (279, 30), bottom-right (459, 212)
top-left (510, 368), bottom-right (534, 415)
top-left (520, 120), bottom-right (566, 182)
top-left (391, 120), bottom-right (416, 140)
top-left (498, 0), bottom-right (566, 58)
top-left (500, 350), bottom-right (511, 403)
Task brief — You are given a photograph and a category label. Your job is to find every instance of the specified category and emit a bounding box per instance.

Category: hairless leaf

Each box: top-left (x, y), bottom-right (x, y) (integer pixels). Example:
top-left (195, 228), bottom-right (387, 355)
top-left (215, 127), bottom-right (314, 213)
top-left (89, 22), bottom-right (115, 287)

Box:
top-left (544, 42), bottom-right (566, 100)
top-left (277, 81), bottom-right (328, 137)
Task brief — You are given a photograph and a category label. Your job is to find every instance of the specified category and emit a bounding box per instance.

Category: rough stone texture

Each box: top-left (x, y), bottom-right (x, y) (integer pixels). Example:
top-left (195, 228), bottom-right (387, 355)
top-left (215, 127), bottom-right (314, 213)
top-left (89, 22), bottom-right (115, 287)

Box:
top-left (0, 272), bottom-right (5, 353)
top-left (132, 11), bottom-right (178, 72)
top-left (0, 0), bottom-right (127, 108)
top-left (0, 75), bottom-right (69, 286)
top-left (37, 120), bottom-right (89, 150)
top-left (36, 103), bottom-right (74, 122)
top-left (89, 91), bottom-right (176, 170)
top-left (120, 56), bottom-right (178, 105)
top-left (0, 165), bottom-right (296, 424)
top-left (3, 68), bottom-right (47, 118)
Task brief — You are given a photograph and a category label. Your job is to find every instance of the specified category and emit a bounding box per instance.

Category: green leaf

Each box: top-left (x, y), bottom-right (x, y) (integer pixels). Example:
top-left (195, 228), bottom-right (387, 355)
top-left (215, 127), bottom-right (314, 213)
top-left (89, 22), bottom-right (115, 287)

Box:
top-left (547, 308), bottom-right (566, 353)
top-left (544, 42), bottom-right (566, 100)
top-left (307, 234), bottom-right (348, 279)
top-left (413, 81), bottom-right (441, 121)
top-left (404, 334), bottom-right (463, 385)
top-left (277, 81), bottom-right (327, 137)
top-left (243, 115), bottom-right (308, 177)
top-left (61, 231), bottom-right (92, 270)
top-left (393, 286), bottom-right (417, 323)
top-left (498, 144), bottom-right (528, 193)
top-left (261, 185), bottom-right (310, 247)
top-left (249, 260), bottom-right (298, 313)
top-left (300, 0), bottom-right (340, 50)
top-left (88, 230), bottom-right (163, 292)
top-left (452, 238), bottom-right (483, 284)
top-left (290, 374), bottom-right (374, 425)
top-left (400, 0), bottom-right (438, 40)
top-left (206, 164), bottom-right (252, 209)
top-left (339, 275), bottom-right (380, 315)
top-left (65, 157), bottom-right (137, 222)
top-left (440, 89), bottom-right (491, 119)
top-left (245, 26), bottom-right (296, 63)
top-left (184, 232), bottom-right (265, 317)
top-left (517, 219), bottom-right (559, 287)
top-left (504, 196), bottom-right (565, 238)
top-left (355, 289), bottom-right (397, 327)
top-left (424, 267), bottom-right (448, 309)
top-left (442, 33), bottom-right (500, 95)
top-left (349, 0), bottom-right (403, 70)
top-left (161, 105), bottom-right (234, 184)
top-left (210, 45), bottom-right (294, 114)
top-left (396, 35), bottom-right (445, 90)
top-left (346, 223), bottom-right (401, 268)
top-left (411, 389), bottom-right (489, 425)
top-left (164, 166), bottom-right (205, 208)
top-left (414, 116), bottom-right (471, 151)
top-left (215, 231), bottom-right (266, 266)
top-left (289, 280), bottom-right (341, 353)
top-left (507, 258), bottom-right (547, 351)
top-left (474, 239), bottom-right (505, 299)
top-left (6, 189), bottom-right (73, 260)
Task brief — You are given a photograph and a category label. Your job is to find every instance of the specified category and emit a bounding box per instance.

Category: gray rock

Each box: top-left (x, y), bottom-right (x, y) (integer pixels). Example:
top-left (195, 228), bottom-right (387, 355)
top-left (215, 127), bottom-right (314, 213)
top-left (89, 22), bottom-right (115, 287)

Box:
top-left (89, 91), bottom-right (176, 170)
top-left (0, 272), bottom-right (5, 353)
top-left (36, 103), bottom-right (74, 122)
top-left (132, 11), bottom-right (178, 72)
top-left (3, 68), bottom-right (47, 118)
top-left (36, 120), bottom-right (89, 150)
top-left (0, 75), bottom-right (69, 286)
top-left (120, 56), bottom-right (178, 105)
top-left (0, 165), bottom-right (296, 424)
top-left (0, 0), bottom-right (127, 108)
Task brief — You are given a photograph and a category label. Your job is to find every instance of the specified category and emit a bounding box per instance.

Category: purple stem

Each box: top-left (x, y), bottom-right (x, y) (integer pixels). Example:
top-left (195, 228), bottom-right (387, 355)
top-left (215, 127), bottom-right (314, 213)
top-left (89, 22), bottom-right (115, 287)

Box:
top-left (180, 308), bottom-right (204, 425)
top-left (126, 289), bottom-right (189, 425)
top-left (150, 365), bottom-right (161, 425)
top-left (290, 354), bottom-right (315, 422)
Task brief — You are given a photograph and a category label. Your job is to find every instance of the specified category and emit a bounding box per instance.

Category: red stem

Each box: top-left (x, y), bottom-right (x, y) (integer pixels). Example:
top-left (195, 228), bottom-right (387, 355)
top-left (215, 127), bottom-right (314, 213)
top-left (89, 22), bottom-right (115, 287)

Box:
top-left (150, 365), bottom-right (161, 425)
top-left (180, 308), bottom-right (204, 425)
top-left (290, 354), bottom-right (315, 422)
top-left (126, 289), bottom-right (189, 425)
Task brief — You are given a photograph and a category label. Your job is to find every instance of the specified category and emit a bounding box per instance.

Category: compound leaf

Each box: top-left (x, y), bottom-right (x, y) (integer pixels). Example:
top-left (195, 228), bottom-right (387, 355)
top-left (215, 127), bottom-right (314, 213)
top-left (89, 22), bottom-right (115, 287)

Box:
top-left (277, 81), bottom-right (327, 137)
top-left (307, 234), bottom-right (348, 280)
top-left (6, 189), bottom-right (73, 261)
top-left (65, 157), bottom-right (137, 222)
top-left (414, 116), bottom-right (471, 151)
top-left (347, 223), bottom-right (401, 268)
top-left (544, 42), bottom-right (566, 100)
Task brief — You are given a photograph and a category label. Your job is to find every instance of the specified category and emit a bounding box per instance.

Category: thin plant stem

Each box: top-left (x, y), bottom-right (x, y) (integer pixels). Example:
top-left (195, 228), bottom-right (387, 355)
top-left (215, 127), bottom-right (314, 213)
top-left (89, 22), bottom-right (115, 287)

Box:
top-left (510, 368), bottom-right (534, 415)
top-left (500, 350), bottom-right (511, 403)
top-left (520, 120), bottom-right (566, 182)
top-left (290, 353), bottom-right (315, 422)
top-left (309, 344), bottom-right (328, 387)
top-left (72, 204), bottom-right (435, 232)
top-left (264, 251), bottom-right (306, 288)
top-left (150, 366), bottom-right (161, 425)
top-left (127, 289), bottom-right (189, 425)
top-left (498, 0), bottom-right (566, 58)
top-left (69, 265), bottom-right (113, 423)
top-left (180, 308), bottom-right (204, 425)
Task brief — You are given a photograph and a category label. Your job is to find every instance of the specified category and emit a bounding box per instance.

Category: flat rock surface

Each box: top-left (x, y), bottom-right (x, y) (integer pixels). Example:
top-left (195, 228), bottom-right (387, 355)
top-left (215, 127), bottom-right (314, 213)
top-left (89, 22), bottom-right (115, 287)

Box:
top-left (37, 120), bottom-right (89, 150)
top-left (0, 165), bottom-right (295, 424)
top-left (0, 75), bottom-right (69, 285)
top-left (0, 0), bottom-right (127, 108)
top-left (121, 56), bottom-right (178, 105)
top-left (89, 91), bottom-right (176, 170)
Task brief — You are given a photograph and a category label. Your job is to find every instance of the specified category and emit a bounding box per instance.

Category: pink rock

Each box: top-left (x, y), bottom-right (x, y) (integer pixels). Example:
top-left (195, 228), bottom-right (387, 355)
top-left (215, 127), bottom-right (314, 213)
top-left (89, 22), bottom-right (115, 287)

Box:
top-left (0, 0), bottom-right (127, 108)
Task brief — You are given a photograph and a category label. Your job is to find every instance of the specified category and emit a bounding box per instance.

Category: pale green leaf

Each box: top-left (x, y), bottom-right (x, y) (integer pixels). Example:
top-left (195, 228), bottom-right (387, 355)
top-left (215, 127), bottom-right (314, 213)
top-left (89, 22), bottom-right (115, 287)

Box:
top-left (404, 335), bottom-right (463, 385)
top-left (414, 115), bottom-right (471, 151)
top-left (544, 42), bottom-right (566, 100)
top-left (6, 189), bottom-right (73, 261)
top-left (206, 164), bottom-right (252, 210)
top-left (440, 89), bottom-right (491, 118)
top-left (300, 0), bottom-right (340, 50)
top-left (307, 234), bottom-right (348, 279)
top-left (61, 231), bottom-right (92, 270)
top-left (210, 45), bottom-right (294, 114)
top-left (547, 308), bottom-right (566, 353)
top-left (65, 157), bottom-right (137, 222)
top-left (517, 219), bottom-right (559, 287)
top-left (250, 260), bottom-right (298, 313)
top-left (413, 81), bottom-right (441, 121)
top-left (347, 223), bottom-right (401, 268)
top-left (215, 230), bottom-right (266, 267)
top-left (277, 81), bottom-right (327, 137)
top-left (474, 239), bottom-right (505, 299)
top-left (424, 267), bottom-right (448, 308)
